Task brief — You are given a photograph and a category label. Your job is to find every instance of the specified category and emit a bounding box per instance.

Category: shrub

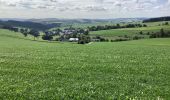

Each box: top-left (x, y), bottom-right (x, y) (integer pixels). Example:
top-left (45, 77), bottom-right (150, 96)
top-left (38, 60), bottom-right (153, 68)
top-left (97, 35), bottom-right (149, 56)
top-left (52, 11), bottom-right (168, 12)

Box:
top-left (139, 31), bottom-right (143, 35)
top-left (143, 24), bottom-right (147, 27)
top-left (78, 35), bottom-right (91, 44)
top-left (147, 32), bottom-right (150, 35)
top-left (165, 22), bottom-right (169, 25)
top-left (111, 38), bottom-right (129, 42)
top-left (133, 36), bottom-right (144, 40)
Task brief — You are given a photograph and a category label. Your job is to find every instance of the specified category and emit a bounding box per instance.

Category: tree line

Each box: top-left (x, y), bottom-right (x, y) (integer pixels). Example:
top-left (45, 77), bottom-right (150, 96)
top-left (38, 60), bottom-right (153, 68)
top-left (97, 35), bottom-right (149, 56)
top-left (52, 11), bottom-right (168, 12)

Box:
top-left (143, 16), bottom-right (170, 23)
top-left (1, 25), bottom-right (40, 40)
top-left (0, 20), bottom-right (61, 31)
top-left (87, 23), bottom-right (147, 31)
top-left (149, 29), bottom-right (170, 38)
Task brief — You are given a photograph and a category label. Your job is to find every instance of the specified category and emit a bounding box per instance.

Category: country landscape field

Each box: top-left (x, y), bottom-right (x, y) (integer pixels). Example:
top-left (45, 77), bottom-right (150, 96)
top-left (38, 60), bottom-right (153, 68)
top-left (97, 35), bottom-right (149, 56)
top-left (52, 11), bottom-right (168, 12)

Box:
top-left (1, 0), bottom-right (170, 99)
top-left (1, 20), bottom-right (170, 99)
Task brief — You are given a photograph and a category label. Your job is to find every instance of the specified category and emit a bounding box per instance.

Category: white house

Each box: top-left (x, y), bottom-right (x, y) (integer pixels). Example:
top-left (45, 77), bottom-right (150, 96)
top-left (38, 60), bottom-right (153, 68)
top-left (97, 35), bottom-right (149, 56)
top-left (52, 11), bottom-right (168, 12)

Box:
top-left (69, 38), bottom-right (79, 42)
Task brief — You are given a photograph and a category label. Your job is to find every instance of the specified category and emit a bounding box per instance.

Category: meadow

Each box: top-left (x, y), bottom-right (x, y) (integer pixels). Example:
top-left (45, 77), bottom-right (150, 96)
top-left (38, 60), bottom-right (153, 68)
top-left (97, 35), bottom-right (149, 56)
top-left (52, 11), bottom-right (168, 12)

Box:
top-left (0, 29), bottom-right (170, 99)
top-left (90, 25), bottom-right (170, 37)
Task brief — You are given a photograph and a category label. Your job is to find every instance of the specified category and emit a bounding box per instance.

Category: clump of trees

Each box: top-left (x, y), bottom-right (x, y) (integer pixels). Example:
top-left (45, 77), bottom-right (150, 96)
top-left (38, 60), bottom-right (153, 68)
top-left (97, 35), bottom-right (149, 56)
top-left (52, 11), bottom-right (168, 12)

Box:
top-left (111, 38), bottom-right (130, 42)
top-left (163, 22), bottom-right (169, 25)
top-left (149, 28), bottom-right (170, 38)
top-left (1, 24), bottom-right (40, 40)
top-left (29, 29), bottom-right (40, 40)
top-left (132, 35), bottom-right (144, 40)
top-left (20, 28), bottom-right (29, 37)
top-left (20, 28), bottom-right (40, 40)
top-left (42, 35), bottom-right (53, 41)
top-left (92, 36), bottom-right (109, 42)
top-left (78, 34), bottom-right (91, 44)
top-left (2, 25), bottom-right (19, 32)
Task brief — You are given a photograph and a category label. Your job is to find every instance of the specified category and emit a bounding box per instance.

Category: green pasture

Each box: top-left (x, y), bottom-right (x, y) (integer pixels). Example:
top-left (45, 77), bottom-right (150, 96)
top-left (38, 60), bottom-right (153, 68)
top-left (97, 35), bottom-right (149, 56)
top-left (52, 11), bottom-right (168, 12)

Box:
top-left (0, 29), bottom-right (170, 99)
top-left (90, 25), bottom-right (170, 37)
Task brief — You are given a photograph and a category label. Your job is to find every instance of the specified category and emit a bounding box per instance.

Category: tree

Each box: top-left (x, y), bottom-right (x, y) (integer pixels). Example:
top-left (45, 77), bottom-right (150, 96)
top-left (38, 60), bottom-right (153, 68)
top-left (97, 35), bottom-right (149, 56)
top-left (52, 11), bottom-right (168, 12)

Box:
top-left (143, 24), bottom-right (147, 27)
top-left (20, 28), bottom-right (28, 37)
top-left (42, 35), bottom-right (53, 40)
top-left (160, 28), bottom-right (165, 37)
top-left (139, 31), bottom-right (143, 35)
top-left (12, 28), bottom-right (19, 32)
top-left (165, 22), bottom-right (169, 25)
top-left (147, 32), bottom-right (150, 35)
top-left (29, 29), bottom-right (40, 40)
top-left (116, 24), bottom-right (120, 28)
top-left (84, 29), bottom-right (89, 35)
top-left (78, 34), bottom-right (91, 44)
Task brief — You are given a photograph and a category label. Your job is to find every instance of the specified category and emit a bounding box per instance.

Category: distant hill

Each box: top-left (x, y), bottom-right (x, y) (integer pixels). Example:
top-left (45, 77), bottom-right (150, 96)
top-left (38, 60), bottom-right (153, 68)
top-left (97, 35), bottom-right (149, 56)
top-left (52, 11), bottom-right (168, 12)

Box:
top-left (143, 16), bottom-right (170, 23)
top-left (0, 18), bottom-right (27, 21)
top-left (0, 18), bottom-right (146, 24)
top-left (0, 18), bottom-right (147, 30)
top-left (28, 18), bottom-right (146, 24)
top-left (0, 20), bottom-right (61, 31)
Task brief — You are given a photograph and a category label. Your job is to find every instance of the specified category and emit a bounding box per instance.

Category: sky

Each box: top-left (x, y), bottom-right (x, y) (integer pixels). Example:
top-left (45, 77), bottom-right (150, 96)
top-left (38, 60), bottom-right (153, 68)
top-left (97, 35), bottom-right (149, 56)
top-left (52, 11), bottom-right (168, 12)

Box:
top-left (0, 0), bottom-right (170, 19)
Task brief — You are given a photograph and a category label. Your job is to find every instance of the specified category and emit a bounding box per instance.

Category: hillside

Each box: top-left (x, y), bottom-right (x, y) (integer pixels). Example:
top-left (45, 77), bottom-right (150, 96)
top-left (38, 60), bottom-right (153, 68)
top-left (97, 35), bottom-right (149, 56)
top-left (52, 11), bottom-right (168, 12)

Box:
top-left (90, 23), bottom-right (170, 38)
top-left (0, 20), bottom-right (61, 31)
top-left (0, 29), bottom-right (170, 99)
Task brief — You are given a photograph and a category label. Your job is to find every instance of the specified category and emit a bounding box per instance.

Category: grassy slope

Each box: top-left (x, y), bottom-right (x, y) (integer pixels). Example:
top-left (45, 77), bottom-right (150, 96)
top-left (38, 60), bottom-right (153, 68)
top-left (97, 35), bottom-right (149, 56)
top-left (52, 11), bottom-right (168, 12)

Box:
top-left (0, 29), bottom-right (45, 41)
top-left (0, 29), bottom-right (170, 99)
top-left (90, 25), bottom-right (170, 37)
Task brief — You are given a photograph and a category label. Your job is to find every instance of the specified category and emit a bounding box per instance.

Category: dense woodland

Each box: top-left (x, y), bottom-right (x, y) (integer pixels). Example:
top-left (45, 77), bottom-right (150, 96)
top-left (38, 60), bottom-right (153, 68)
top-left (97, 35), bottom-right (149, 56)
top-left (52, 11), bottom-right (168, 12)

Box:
top-left (0, 20), bottom-right (61, 31)
top-left (143, 16), bottom-right (170, 23)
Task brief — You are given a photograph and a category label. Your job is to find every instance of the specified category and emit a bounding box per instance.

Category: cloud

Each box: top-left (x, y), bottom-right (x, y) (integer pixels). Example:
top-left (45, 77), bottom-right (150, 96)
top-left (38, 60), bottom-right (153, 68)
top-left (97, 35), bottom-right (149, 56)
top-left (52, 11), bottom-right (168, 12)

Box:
top-left (0, 0), bottom-right (169, 18)
top-left (0, 0), bottom-right (166, 11)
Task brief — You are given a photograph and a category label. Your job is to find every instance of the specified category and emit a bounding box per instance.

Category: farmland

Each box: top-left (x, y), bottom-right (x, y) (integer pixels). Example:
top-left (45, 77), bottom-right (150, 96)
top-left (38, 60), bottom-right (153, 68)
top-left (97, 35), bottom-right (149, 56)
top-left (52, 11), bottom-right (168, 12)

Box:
top-left (0, 29), bottom-right (170, 99)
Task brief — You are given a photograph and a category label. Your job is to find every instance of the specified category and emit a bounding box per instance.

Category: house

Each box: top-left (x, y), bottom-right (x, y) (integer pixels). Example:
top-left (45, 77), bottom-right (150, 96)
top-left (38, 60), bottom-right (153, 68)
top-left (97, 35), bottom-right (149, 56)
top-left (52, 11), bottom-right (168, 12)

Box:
top-left (69, 38), bottom-right (79, 42)
top-left (91, 39), bottom-right (100, 42)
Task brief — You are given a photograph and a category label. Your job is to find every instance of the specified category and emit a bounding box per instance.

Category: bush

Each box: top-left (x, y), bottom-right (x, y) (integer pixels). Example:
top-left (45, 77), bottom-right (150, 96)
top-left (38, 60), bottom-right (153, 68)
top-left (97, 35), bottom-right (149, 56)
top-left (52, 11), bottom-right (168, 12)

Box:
top-left (143, 24), bottom-right (147, 27)
top-left (124, 35), bottom-right (129, 38)
top-left (147, 32), bottom-right (150, 35)
top-left (149, 29), bottom-right (170, 38)
top-left (139, 31), bottom-right (143, 35)
top-left (111, 38), bottom-right (129, 42)
top-left (78, 40), bottom-right (85, 44)
top-left (165, 22), bottom-right (169, 25)
top-left (94, 36), bottom-right (109, 42)
top-left (78, 35), bottom-right (91, 44)
top-left (133, 36), bottom-right (144, 40)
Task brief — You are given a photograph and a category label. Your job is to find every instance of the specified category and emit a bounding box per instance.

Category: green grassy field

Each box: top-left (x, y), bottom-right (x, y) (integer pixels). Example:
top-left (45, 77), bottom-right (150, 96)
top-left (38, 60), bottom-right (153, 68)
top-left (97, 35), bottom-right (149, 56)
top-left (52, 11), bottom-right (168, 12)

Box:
top-left (0, 29), bottom-right (170, 99)
top-left (90, 25), bottom-right (170, 37)
top-left (144, 21), bottom-right (170, 26)
top-left (0, 29), bottom-right (47, 41)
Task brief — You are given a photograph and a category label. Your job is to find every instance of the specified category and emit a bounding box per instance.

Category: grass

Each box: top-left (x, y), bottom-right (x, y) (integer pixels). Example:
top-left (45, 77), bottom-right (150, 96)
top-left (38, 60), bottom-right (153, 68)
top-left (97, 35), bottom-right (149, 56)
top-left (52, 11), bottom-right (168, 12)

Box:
top-left (0, 29), bottom-right (170, 99)
top-left (0, 29), bottom-right (47, 41)
top-left (90, 25), bottom-right (170, 38)
top-left (144, 21), bottom-right (170, 26)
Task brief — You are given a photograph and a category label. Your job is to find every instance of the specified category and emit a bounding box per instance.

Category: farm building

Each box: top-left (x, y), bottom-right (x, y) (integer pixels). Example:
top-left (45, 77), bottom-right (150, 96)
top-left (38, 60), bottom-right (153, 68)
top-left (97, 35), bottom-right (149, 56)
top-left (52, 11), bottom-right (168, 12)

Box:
top-left (69, 38), bottom-right (79, 42)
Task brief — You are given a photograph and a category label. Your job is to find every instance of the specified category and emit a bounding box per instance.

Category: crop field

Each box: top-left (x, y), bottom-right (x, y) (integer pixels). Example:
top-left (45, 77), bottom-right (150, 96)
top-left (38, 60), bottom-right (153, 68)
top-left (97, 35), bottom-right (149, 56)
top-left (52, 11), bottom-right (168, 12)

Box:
top-left (90, 25), bottom-right (170, 37)
top-left (0, 29), bottom-right (170, 99)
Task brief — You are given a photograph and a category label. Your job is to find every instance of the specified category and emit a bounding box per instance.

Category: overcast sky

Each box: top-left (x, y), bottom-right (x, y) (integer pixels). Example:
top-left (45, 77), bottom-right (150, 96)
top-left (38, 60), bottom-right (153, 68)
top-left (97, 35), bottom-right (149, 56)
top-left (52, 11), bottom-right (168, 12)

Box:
top-left (0, 0), bottom-right (170, 19)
